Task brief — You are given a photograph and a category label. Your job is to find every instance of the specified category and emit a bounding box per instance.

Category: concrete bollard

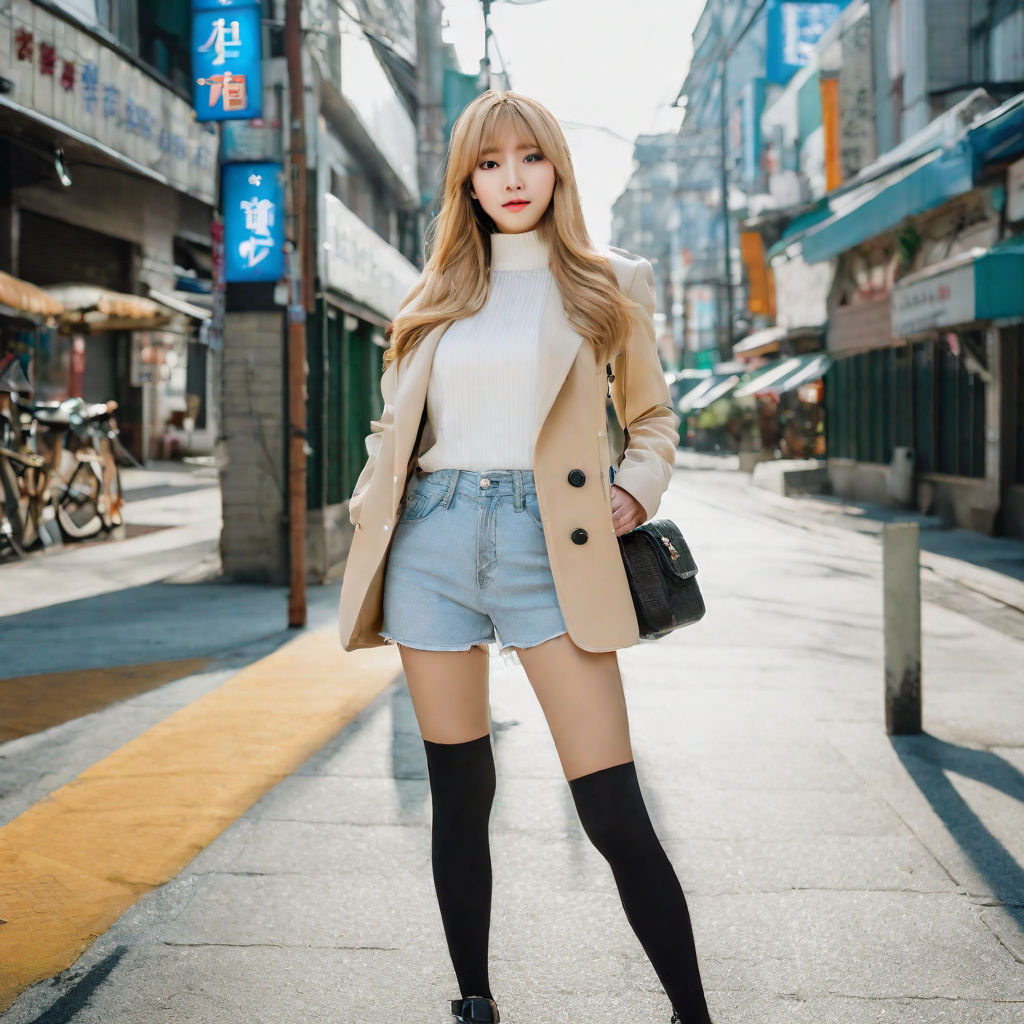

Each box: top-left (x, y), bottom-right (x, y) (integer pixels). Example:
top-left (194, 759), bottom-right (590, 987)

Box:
top-left (883, 522), bottom-right (922, 735)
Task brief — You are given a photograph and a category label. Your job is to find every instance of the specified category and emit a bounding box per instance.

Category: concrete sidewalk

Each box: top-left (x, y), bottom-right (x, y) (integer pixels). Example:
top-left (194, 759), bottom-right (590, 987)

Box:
top-left (675, 448), bottom-right (1024, 636)
top-left (2, 466), bottom-right (1023, 1023)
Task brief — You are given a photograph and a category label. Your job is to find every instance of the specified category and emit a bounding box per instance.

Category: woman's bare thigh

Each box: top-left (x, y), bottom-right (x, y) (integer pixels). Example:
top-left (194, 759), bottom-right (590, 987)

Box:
top-left (514, 633), bottom-right (633, 781)
top-left (398, 643), bottom-right (492, 744)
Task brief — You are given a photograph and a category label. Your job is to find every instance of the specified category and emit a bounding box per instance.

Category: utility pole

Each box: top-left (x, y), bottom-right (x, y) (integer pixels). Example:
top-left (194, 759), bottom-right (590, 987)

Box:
top-left (479, 0), bottom-right (493, 90)
top-left (285, 0), bottom-right (309, 627)
top-left (717, 51), bottom-right (735, 362)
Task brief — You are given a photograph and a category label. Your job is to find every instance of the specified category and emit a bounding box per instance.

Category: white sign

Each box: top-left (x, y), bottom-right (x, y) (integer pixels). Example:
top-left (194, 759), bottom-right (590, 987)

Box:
top-left (324, 195), bottom-right (418, 318)
top-left (2, 3), bottom-right (218, 203)
top-left (1008, 156), bottom-right (1024, 223)
top-left (892, 263), bottom-right (976, 337)
top-left (338, 15), bottom-right (418, 199)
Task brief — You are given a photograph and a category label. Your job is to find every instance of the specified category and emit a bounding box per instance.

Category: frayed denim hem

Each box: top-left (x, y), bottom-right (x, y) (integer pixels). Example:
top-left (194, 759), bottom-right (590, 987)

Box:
top-left (496, 628), bottom-right (569, 667)
top-left (378, 632), bottom-right (493, 653)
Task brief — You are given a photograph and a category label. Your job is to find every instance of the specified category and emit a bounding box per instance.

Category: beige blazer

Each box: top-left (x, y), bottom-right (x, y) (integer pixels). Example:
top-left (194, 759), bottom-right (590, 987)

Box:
top-left (337, 247), bottom-right (679, 653)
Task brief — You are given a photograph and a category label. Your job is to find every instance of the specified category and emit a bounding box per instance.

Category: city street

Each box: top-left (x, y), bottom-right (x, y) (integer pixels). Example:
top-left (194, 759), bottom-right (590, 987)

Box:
top-left (1, 462), bottom-right (1022, 1023)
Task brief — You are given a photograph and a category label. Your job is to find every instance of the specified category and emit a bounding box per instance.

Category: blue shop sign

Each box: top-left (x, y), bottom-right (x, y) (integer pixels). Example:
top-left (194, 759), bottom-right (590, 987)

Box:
top-left (192, 2), bottom-right (262, 121)
top-left (223, 162), bottom-right (285, 283)
top-left (766, 1), bottom-right (846, 85)
top-left (193, 0), bottom-right (251, 8)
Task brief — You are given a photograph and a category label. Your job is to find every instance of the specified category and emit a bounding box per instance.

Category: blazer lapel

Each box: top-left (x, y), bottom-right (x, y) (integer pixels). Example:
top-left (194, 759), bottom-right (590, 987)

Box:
top-left (391, 321), bottom-right (448, 480)
top-left (534, 279), bottom-right (584, 444)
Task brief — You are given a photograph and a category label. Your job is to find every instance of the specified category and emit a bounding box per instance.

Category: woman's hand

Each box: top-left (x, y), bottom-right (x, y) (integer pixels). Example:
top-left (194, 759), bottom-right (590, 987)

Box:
top-left (610, 484), bottom-right (646, 538)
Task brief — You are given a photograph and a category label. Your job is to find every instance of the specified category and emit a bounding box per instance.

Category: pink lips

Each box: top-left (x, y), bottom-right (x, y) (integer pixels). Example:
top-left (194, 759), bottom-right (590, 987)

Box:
top-left (503, 200), bottom-right (529, 209)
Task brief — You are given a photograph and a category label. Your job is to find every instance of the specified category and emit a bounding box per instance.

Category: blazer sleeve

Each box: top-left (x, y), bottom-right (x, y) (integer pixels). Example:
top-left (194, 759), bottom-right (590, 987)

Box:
top-left (348, 358), bottom-right (399, 526)
top-left (608, 257), bottom-right (680, 521)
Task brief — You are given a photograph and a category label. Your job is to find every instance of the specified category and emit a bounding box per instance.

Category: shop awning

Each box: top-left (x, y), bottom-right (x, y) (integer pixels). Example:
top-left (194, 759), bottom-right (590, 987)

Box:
top-left (733, 325), bottom-right (785, 357)
top-left (44, 284), bottom-right (170, 333)
top-left (892, 235), bottom-right (1024, 336)
top-left (734, 354), bottom-right (833, 397)
top-left (678, 373), bottom-right (741, 412)
top-left (801, 147), bottom-right (974, 264)
top-left (0, 271), bottom-right (64, 317)
top-left (148, 288), bottom-right (212, 321)
top-left (771, 353), bottom-right (833, 394)
top-left (967, 90), bottom-right (1024, 169)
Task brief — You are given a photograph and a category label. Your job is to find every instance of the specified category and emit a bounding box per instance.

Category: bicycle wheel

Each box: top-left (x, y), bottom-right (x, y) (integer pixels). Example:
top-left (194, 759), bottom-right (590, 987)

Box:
top-left (55, 453), bottom-right (104, 539)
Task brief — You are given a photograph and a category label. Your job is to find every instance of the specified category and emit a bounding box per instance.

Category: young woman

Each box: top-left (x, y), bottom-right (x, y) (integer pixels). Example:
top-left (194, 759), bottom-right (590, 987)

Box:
top-left (338, 90), bottom-right (714, 1024)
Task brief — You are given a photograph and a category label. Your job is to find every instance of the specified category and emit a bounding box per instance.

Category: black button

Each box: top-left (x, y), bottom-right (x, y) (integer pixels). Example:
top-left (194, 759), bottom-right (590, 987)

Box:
top-left (568, 469), bottom-right (586, 487)
top-left (571, 528), bottom-right (589, 545)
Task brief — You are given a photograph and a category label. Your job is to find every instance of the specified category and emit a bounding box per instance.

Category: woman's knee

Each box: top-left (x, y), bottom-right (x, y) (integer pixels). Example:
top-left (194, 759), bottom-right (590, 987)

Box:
top-left (569, 760), bottom-right (654, 863)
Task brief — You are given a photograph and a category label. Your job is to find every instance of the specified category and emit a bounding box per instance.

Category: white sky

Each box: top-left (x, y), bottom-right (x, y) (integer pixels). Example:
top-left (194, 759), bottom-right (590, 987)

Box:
top-left (439, 0), bottom-right (706, 248)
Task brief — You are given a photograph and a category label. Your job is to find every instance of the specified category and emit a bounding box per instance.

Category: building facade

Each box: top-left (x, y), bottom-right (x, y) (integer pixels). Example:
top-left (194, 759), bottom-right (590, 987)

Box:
top-left (0, 0), bottom-right (220, 462)
top-left (218, 0), bottom-right (449, 583)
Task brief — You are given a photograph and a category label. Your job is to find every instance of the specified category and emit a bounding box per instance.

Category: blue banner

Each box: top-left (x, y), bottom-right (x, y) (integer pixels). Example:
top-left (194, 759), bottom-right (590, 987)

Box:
top-left (222, 162), bottom-right (285, 283)
top-left (192, 2), bottom-right (262, 121)
top-left (766, 1), bottom-right (845, 85)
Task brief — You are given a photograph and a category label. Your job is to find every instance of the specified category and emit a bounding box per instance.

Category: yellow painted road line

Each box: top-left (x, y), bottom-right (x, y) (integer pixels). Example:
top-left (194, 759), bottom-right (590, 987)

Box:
top-left (0, 631), bottom-right (402, 1011)
top-left (0, 659), bottom-right (212, 743)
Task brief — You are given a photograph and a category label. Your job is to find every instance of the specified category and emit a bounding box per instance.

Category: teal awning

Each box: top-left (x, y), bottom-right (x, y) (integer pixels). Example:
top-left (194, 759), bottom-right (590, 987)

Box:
top-left (733, 354), bottom-right (832, 397)
top-left (765, 201), bottom-right (832, 261)
top-left (892, 235), bottom-right (1024, 335)
top-left (801, 146), bottom-right (974, 264)
top-left (976, 236), bottom-right (1024, 318)
top-left (968, 91), bottom-right (1024, 170)
top-left (677, 373), bottom-right (741, 413)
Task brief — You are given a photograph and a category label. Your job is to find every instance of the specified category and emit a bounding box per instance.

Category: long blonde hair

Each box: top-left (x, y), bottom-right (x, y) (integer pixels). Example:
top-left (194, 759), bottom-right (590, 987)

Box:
top-left (383, 90), bottom-right (639, 369)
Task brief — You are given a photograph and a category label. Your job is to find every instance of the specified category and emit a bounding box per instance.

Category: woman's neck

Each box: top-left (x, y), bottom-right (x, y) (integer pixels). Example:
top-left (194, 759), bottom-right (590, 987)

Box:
top-left (489, 228), bottom-right (550, 271)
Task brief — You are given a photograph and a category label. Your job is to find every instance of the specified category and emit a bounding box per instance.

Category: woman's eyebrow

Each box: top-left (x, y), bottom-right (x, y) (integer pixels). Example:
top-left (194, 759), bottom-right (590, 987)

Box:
top-left (478, 143), bottom-right (538, 157)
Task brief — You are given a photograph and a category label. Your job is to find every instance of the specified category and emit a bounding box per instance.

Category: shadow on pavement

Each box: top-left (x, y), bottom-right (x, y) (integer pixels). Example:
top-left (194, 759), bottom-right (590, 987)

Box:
top-left (1, 577), bottom-right (343, 679)
top-left (895, 733), bottom-right (1024, 933)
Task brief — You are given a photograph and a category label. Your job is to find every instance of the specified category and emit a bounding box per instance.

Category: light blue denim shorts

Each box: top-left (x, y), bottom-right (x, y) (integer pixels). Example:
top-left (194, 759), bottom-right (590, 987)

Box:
top-left (380, 468), bottom-right (568, 655)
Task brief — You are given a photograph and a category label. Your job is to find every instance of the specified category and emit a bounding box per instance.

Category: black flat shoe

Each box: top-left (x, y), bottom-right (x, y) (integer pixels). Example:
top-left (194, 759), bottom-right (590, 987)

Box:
top-left (450, 996), bottom-right (500, 1023)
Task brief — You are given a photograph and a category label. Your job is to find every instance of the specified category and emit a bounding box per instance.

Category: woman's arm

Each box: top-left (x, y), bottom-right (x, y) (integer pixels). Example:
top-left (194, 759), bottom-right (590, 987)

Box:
top-left (348, 358), bottom-right (398, 526)
top-left (607, 257), bottom-right (680, 522)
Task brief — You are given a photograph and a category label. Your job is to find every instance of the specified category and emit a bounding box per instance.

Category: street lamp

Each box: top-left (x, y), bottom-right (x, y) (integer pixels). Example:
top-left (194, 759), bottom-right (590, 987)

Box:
top-left (478, 0), bottom-right (547, 91)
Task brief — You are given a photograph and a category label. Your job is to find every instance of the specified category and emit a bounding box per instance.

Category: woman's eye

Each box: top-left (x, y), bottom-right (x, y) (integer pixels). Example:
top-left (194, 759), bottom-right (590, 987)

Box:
top-left (525, 153), bottom-right (544, 162)
top-left (480, 160), bottom-right (497, 169)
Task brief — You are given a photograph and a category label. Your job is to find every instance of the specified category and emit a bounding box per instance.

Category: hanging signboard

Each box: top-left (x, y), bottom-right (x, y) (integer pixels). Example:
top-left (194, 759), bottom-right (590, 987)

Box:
top-left (766, 1), bottom-right (845, 85)
top-left (891, 262), bottom-right (976, 338)
top-left (192, 0), bottom-right (263, 121)
top-left (223, 162), bottom-right (285, 283)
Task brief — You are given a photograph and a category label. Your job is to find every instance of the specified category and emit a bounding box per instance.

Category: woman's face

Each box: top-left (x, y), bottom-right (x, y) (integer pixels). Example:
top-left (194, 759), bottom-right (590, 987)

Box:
top-left (469, 123), bottom-right (555, 234)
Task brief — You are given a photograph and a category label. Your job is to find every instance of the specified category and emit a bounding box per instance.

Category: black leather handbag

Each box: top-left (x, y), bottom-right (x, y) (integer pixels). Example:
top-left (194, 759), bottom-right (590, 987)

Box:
top-left (608, 365), bottom-right (705, 639)
top-left (616, 519), bottom-right (705, 639)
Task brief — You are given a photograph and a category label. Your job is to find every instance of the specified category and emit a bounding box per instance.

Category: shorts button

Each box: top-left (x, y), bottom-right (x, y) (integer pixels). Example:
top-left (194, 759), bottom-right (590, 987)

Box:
top-left (571, 528), bottom-right (588, 545)
top-left (479, 478), bottom-right (491, 488)
top-left (568, 469), bottom-right (586, 487)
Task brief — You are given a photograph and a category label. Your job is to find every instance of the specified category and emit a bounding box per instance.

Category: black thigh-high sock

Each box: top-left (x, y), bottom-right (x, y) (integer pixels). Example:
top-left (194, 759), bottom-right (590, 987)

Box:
top-left (569, 760), bottom-right (711, 1024)
top-left (422, 733), bottom-right (496, 1001)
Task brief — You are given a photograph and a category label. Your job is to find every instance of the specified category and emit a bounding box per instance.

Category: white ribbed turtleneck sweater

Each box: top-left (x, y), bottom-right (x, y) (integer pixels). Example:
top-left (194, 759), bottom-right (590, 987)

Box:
top-left (416, 228), bottom-right (551, 473)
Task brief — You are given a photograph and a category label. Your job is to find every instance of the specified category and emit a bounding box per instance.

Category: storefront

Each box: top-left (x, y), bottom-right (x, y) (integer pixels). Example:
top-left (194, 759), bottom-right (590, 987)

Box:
top-left (307, 194), bottom-right (419, 578)
top-left (888, 238), bottom-right (1024, 536)
top-left (0, 2), bottom-right (219, 463)
top-left (0, 270), bottom-right (64, 402)
top-left (825, 237), bottom-right (1024, 534)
